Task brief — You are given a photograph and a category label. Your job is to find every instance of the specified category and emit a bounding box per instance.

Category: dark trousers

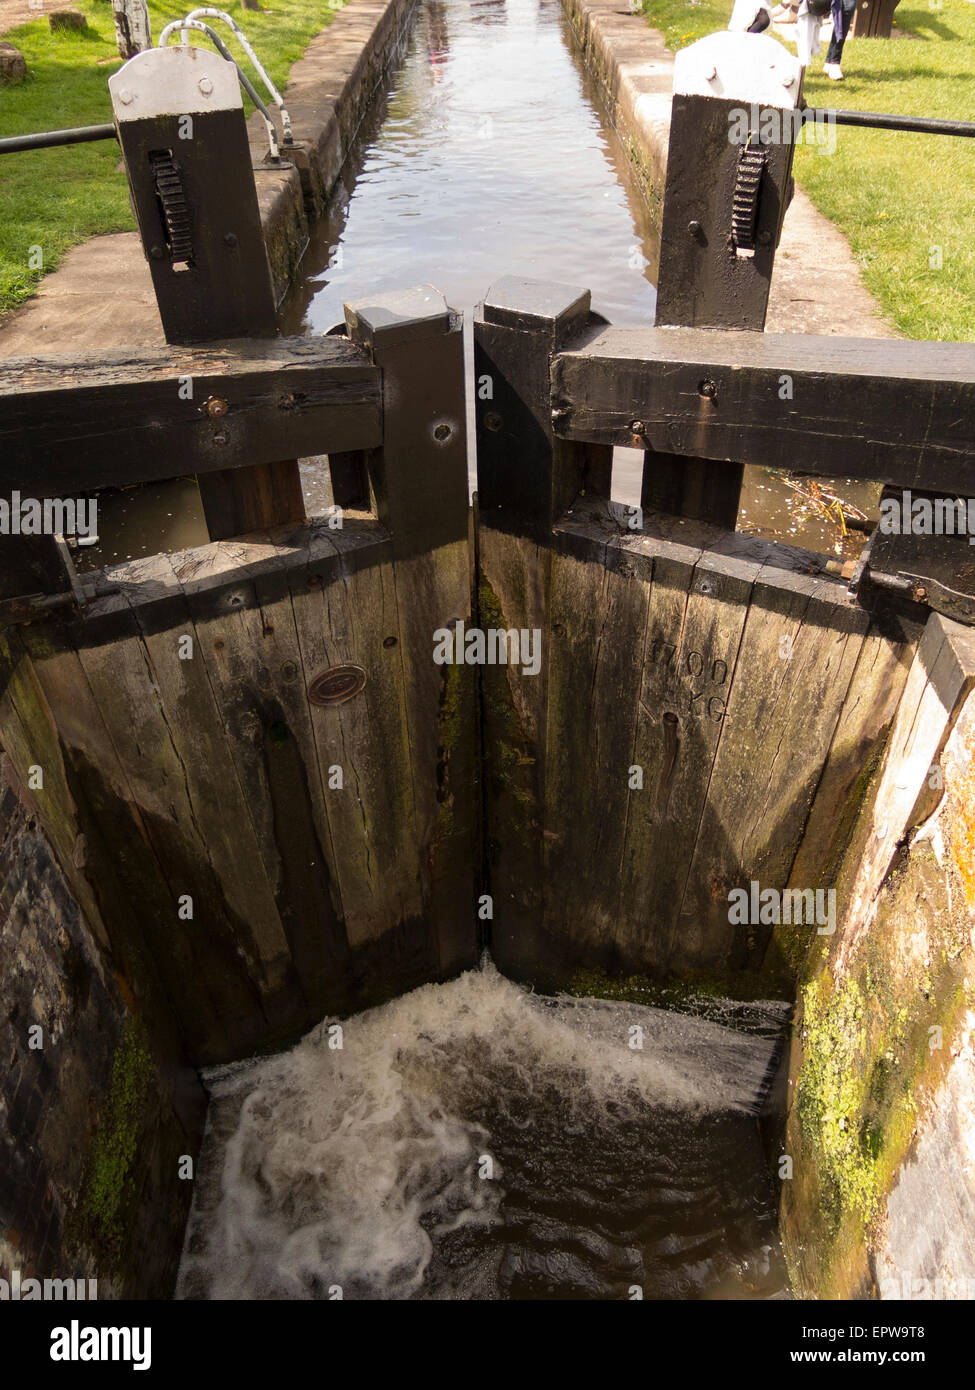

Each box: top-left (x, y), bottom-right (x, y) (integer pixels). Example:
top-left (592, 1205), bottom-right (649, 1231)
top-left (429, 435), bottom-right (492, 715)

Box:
top-left (826, 0), bottom-right (856, 63)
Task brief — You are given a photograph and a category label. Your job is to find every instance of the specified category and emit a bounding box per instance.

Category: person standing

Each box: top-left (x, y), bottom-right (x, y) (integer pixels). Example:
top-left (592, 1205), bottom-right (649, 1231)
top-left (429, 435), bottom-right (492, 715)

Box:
top-left (824, 0), bottom-right (857, 79)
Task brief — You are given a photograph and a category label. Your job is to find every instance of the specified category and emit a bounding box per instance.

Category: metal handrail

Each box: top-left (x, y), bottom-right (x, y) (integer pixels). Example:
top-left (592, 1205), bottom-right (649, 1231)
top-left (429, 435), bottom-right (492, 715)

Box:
top-left (157, 19), bottom-right (281, 161)
top-left (804, 106), bottom-right (975, 138)
top-left (182, 8), bottom-right (293, 144)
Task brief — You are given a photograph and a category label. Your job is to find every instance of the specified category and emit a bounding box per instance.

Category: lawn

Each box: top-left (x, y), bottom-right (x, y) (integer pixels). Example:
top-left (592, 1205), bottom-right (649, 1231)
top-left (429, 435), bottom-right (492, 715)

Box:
top-left (0, 0), bottom-right (342, 314)
top-left (641, 0), bottom-right (975, 341)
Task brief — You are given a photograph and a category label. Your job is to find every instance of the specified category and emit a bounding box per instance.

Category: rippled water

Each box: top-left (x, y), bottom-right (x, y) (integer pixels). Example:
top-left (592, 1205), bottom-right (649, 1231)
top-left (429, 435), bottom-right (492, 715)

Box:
top-left (177, 961), bottom-right (789, 1300)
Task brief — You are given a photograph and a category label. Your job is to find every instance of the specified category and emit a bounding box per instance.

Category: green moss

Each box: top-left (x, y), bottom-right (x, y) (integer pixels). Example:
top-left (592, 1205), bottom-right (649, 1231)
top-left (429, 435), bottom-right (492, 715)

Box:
top-left (786, 844), bottom-right (973, 1293)
top-left (435, 658), bottom-right (465, 839)
top-left (75, 1017), bottom-right (155, 1267)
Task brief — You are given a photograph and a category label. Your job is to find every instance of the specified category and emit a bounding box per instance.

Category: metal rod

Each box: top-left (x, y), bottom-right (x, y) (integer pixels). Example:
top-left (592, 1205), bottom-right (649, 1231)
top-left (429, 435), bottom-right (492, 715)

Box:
top-left (805, 106), bottom-right (975, 138)
top-left (0, 123), bottom-right (118, 154)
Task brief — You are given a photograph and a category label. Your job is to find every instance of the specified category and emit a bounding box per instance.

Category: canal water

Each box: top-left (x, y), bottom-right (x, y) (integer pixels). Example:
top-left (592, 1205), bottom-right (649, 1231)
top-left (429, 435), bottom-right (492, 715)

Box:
top-left (177, 960), bottom-right (790, 1300)
top-left (78, 0), bottom-right (875, 570)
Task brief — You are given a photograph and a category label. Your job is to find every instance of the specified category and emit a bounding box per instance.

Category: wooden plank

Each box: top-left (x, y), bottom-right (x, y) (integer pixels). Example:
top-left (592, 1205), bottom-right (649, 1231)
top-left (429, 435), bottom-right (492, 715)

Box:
top-left (0, 337), bottom-right (381, 496)
top-left (68, 584), bottom-right (299, 1060)
top-left (841, 613), bottom-right (975, 963)
top-left (474, 278), bottom-right (612, 982)
top-left (343, 287), bottom-right (477, 978)
top-left (552, 327), bottom-right (975, 493)
top-left (540, 525), bottom-right (651, 968)
top-left (109, 44), bottom-right (304, 536)
top-left (477, 526), bottom-right (552, 976)
top-left (644, 34), bottom-right (803, 524)
top-left (0, 631), bottom-right (109, 949)
top-left (12, 620), bottom-right (252, 1063)
top-left (158, 542), bottom-right (351, 1018)
top-left (785, 622), bottom-right (916, 896)
top-left (618, 541), bottom-right (763, 974)
top-left (670, 562), bottom-right (869, 976)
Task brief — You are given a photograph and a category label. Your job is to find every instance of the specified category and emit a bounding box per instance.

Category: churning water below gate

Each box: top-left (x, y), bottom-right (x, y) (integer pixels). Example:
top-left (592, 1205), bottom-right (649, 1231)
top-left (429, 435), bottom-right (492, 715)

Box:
top-left (177, 962), bottom-right (791, 1299)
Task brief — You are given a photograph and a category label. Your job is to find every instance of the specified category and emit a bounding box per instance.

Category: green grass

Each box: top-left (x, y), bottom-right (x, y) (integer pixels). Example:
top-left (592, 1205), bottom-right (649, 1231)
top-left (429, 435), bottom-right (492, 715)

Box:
top-left (0, 0), bottom-right (342, 313)
top-left (641, 0), bottom-right (975, 340)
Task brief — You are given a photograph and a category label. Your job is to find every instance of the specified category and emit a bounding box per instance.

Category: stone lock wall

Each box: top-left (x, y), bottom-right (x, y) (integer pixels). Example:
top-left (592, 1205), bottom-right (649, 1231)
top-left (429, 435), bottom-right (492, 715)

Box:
top-left (0, 754), bottom-right (204, 1299)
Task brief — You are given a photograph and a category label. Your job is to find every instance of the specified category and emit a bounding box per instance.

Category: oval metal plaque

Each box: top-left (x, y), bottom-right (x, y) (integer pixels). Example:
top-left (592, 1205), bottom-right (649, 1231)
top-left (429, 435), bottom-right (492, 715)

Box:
top-left (308, 663), bottom-right (367, 707)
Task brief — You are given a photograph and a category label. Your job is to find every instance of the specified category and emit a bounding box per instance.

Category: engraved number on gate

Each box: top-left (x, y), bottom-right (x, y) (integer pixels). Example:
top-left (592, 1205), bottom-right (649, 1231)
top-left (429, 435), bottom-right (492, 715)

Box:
top-left (652, 639), bottom-right (729, 720)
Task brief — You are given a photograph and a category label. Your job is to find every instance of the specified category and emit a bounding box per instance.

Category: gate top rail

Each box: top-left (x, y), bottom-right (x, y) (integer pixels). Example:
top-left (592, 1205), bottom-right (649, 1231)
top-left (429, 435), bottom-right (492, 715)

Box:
top-left (0, 335), bottom-right (381, 498)
top-left (551, 326), bottom-right (975, 497)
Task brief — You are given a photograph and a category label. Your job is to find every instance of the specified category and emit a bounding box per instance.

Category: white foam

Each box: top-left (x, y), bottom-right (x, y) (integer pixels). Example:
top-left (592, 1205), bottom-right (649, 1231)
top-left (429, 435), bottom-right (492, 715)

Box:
top-left (177, 960), bottom-right (783, 1300)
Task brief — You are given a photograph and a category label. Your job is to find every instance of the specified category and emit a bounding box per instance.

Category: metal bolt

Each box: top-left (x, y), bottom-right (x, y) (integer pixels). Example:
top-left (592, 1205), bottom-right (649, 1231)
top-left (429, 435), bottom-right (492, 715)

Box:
top-left (205, 397), bottom-right (229, 418)
top-left (149, 245), bottom-right (165, 261)
top-left (699, 379), bottom-right (717, 399)
top-left (433, 422), bottom-right (452, 443)
top-left (224, 233), bottom-right (238, 248)
top-left (782, 73), bottom-right (796, 88)
top-left (688, 220), bottom-right (703, 240)
top-left (118, 88), bottom-right (132, 105)
top-left (484, 412), bottom-right (503, 433)
top-left (213, 432), bottom-right (228, 446)
top-left (630, 420), bottom-right (646, 435)
top-left (199, 77), bottom-right (214, 96)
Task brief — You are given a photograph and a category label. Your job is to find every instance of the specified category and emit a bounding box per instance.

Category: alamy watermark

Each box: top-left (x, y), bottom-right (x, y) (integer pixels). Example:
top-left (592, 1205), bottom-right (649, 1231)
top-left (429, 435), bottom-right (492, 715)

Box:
top-left (728, 881), bottom-right (836, 936)
top-left (878, 490), bottom-right (975, 546)
top-left (0, 491), bottom-right (98, 542)
top-left (728, 104), bottom-right (837, 155)
top-left (433, 621), bottom-right (541, 676)
top-left (1, 1268), bottom-right (97, 1300)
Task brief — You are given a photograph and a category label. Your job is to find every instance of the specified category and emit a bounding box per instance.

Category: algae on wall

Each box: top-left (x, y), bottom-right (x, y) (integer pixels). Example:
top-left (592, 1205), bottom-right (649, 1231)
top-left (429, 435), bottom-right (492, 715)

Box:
top-left (780, 680), bottom-right (975, 1300)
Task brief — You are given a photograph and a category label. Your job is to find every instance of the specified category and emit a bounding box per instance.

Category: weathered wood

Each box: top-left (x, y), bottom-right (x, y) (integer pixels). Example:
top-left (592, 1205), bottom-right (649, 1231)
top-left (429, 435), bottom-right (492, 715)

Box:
top-left (285, 531), bottom-right (426, 950)
top-left (641, 449), bottom-right (744, 530)
top-left (154, 545), bottom-right (349, 1016)
top-left (671, 562), bottom-right (868, 976)
top-left (10, 620), bottom-right (263, 1062)
top-left (656, 35), bottom-right (802, 332)
top-left (541, 521), bottom-right (651, 969)
top-left (0, 535), bottom-right (70, 603)
top-left (475, 277), bottom-right (612, 540)
top-left (71, 592), bottom-right (301, 1058)
top-left (553, 327), bottom-right (975, 494)
top-left (850, 0), bottom-right (899, 40)
top-left (620, 541), bottom-right (764, 975)
top-left (841, 613), bottom-right (975, 958)
top-left (0, 337), bottom-right (381, 497)
top-left (344, 287), bottom-right (477, 977)
top-left (0, 624), bottom-right (211, 1096)
top-left (779, 618), bottom-right (916, 963)
top-left (649, 31), bottom-right (802, 525)
top-left (109, 45), bottom-right (305, 537)
top-left (474, 278), bottom-right (611, 981)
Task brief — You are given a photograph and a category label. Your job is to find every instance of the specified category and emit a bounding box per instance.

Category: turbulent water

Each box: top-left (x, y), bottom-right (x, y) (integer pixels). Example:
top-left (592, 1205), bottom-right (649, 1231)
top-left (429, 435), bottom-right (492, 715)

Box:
top-left (177, 962), bottom-right (790, 1301)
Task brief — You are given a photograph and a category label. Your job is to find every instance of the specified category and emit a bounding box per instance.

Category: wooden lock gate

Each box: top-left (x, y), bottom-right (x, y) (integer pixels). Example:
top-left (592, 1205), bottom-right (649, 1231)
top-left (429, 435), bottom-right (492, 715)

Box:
top-left (1, 33), bottom-right (974, 1070)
